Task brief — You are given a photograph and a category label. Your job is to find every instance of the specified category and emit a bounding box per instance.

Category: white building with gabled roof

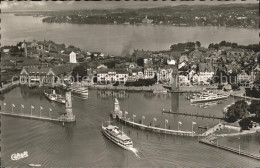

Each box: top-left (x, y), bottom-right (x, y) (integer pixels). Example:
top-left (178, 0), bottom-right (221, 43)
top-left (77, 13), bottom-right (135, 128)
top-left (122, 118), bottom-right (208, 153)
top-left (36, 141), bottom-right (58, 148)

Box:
top-left (70, 51), bottom-right (77, 63)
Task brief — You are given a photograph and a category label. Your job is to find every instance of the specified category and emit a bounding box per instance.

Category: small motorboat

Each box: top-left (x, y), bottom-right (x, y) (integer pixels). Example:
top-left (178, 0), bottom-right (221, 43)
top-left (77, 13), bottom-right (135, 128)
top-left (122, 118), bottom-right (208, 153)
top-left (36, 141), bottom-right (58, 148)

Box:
top-left (29, 164), bottom-right (41, 167)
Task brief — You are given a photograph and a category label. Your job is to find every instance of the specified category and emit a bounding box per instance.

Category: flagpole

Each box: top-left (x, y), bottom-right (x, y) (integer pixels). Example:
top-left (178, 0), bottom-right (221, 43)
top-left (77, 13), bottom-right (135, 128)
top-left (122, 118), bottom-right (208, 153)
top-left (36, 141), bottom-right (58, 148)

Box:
top-left (192, 123), bottom-right (193, 136)
top-left (49, 108), bottom-right (51, 118)
top-left (3, 103), bottom-right (6, 112)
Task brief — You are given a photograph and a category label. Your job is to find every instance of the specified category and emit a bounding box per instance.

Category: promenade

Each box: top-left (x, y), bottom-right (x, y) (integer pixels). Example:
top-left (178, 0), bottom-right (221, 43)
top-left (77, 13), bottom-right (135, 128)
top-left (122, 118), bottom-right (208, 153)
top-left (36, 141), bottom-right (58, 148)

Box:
top-left (230, 87), bottom-right (260, 100)
top-left (0, 81), bottom-right (19, 94)
top-left (199, 138), bottom-right (260, 160)
top-left (89, 84), bottom-right (165, 92)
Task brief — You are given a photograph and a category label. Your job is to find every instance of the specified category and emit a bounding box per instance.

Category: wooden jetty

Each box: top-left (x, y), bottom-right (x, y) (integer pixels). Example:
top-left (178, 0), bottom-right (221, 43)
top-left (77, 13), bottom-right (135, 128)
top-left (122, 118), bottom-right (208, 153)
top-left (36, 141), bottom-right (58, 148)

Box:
top-left (117, 116), bottom-right (196, 136)
top-left (199, 138), bottom-right (260, 161)
top-left (162, 109), bottom-right (225, 120)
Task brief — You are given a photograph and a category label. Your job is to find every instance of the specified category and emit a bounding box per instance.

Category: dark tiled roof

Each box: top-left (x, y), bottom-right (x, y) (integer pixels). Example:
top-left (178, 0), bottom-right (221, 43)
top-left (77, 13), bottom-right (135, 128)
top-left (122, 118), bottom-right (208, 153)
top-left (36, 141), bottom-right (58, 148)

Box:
top-left (20, 59), bottom-right (42, 66)
top-left (52, 64), bottom-right (77, 76)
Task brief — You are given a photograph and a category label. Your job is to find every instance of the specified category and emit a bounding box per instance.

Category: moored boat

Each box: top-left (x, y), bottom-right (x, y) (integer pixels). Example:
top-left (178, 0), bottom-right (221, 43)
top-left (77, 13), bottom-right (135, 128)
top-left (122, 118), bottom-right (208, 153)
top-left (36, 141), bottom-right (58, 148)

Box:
top-left (69, 84), bottom-right (88, 99)
top-left (153, 89), bottom-right (168, 94)
top-left (190, 92), bottom-right (230, 103)
top-left (102, 122), bottom-right (133, 150)
top-left (44, 90), bottom-right (65, 104)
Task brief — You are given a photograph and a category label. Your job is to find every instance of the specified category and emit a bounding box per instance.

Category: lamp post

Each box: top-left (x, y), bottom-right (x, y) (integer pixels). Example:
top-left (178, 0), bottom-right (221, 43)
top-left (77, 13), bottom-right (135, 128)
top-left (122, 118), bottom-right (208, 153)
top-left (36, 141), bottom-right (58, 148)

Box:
top-left (142, 116), bottom-right (145, 125)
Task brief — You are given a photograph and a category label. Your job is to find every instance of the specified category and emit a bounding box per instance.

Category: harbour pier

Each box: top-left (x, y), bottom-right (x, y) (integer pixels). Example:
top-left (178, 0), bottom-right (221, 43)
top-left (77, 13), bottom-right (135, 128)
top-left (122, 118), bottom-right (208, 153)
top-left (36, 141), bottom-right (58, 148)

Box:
top-left (0, 111), bottom-right (59, 122)
top-left (199, 138), bottom-right (260, 160)
top-left (111, 98), bottom-right (198, 137)
top-left (117, 116), bottom-right (196, 136)
top-left (0, 89), bottom-right (75, 122)
top-left (162, 109), bottom-right (225, 120)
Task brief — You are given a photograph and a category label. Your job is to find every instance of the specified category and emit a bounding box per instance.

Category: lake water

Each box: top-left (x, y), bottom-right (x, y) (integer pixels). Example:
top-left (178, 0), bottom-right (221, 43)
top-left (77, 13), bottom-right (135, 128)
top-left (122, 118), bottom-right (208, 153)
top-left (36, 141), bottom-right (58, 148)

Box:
top-left (1, 14), bottom-right (259, 56)
top-left (1, 87), bottom-right (260, 167)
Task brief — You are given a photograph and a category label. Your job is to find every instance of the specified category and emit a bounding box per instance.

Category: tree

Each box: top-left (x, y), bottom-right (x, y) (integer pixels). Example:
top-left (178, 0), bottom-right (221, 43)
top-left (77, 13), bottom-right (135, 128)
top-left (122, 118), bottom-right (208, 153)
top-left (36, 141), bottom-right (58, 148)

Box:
top-left (226, 100), bottom-right (248, 123)
top-left (71, 65), bottom-right (88, 82)
top-left (239, 118), bottom-right (252, 130)
top-left (137, 58), bottom-right (144, 67)
top-left (196, 41), bottom-right (201, 48)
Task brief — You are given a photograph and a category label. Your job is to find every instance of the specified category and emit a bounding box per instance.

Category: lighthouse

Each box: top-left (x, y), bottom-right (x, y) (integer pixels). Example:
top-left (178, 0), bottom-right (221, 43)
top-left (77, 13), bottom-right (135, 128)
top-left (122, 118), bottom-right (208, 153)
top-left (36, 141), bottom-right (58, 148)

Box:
top-left (59, 89), bottom-right (75, 122)
top-left (111, 98), bottom-right (122, 118)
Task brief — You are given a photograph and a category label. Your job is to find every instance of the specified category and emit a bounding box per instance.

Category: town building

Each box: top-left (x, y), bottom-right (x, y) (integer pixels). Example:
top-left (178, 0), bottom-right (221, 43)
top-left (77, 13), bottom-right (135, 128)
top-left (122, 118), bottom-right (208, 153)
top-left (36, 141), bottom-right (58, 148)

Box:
top-left (96, 68), bottom-right (129, 84)
top-left (157, 66), bottom-right (172, 83)
top-left (69, 51), bottom-right (77, 63)
top-left (19, 64), bottom-right (76, 86)
top-left (143, 65), bottom-right (157, 79)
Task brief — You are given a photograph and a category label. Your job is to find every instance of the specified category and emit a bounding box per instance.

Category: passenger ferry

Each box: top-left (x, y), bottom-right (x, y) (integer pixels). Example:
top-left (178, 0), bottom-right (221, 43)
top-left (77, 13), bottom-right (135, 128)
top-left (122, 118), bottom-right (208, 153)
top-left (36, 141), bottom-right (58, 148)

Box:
top-left (69, 84), bottom-right (88, 99)
top-left (102, 123), bottom-right (133, 150)
top-left (190, 92), bottom-right (230, 103)
top-left (44, 90), bottom-right (65, 104)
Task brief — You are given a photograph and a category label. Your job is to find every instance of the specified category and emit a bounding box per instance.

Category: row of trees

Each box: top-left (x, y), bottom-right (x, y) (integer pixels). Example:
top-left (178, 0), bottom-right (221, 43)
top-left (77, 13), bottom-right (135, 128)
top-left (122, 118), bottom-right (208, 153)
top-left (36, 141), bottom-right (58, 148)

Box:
top-left (226, 99), bottom-right (260, 130)
top-left (124, 78), bottom-right (156, 87)
top-left (225, 100), bottom-right (248, 123)
top-left (208, 41), bottom-right (260, 53)
top-left (170, 41), bottom-right (201, 51)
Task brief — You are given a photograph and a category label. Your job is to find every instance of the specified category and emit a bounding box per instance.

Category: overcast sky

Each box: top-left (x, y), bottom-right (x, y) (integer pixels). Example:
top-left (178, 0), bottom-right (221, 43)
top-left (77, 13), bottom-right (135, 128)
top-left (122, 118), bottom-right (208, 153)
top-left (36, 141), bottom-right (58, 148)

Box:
top-left (1, 0), bottom-right (258, 12)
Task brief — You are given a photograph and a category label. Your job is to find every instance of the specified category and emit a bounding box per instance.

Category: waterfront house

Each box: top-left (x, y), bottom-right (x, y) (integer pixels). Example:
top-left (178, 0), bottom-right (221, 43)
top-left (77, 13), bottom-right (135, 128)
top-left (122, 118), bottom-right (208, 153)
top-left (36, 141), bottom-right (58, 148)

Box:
top-left (130, 68), bottom-right (143, 80)
top-left (157, 66), bottom-right (172, 83)
top-left (179, 75), bottom-right (190, 86)
top-left (143, 65), bottom-right (157, 79)
top-left (96, 68), bottom-right (129, 85)
top-left (198, 63), bottom-right (214, 84)
top-left (19, 64), bottom-right (76, 86)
